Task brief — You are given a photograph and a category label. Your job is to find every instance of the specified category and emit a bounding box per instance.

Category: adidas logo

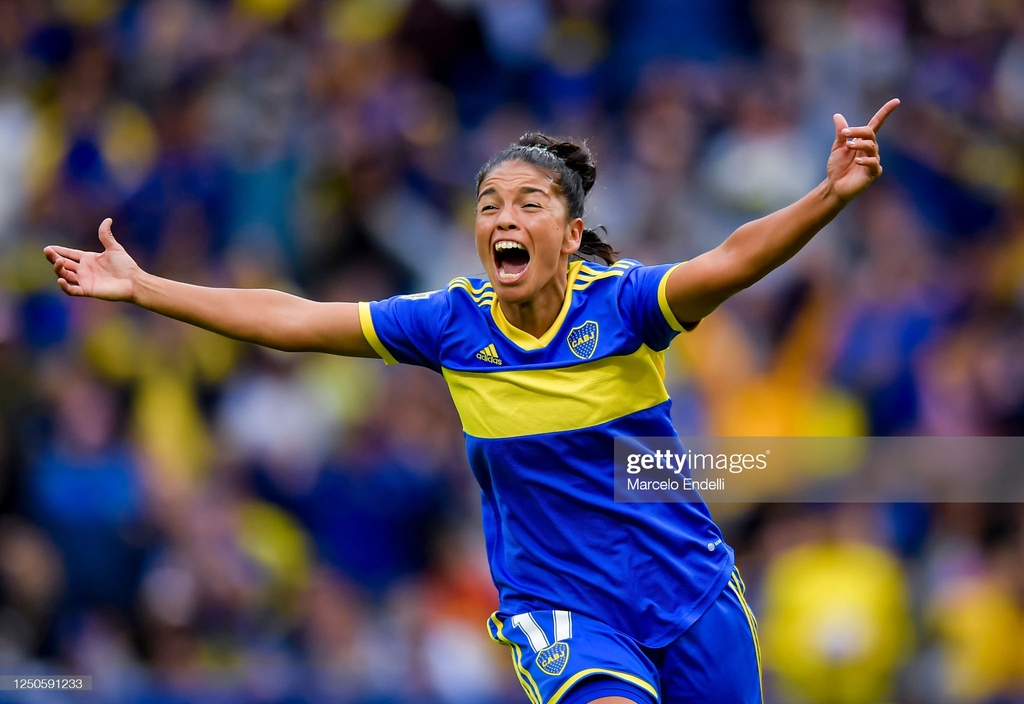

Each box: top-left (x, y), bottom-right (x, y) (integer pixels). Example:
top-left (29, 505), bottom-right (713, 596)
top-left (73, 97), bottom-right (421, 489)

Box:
top-left (476, 344), bottom-right (503, 365)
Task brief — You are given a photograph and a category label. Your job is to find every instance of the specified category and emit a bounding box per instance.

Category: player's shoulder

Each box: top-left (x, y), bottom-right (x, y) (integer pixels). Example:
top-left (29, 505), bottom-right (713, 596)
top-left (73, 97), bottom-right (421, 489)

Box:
top-left (577, 258), bottom-right (641, 275)
top-left (445, 273), bottom-right (495, 310)
top-left (571, 258), bottom-right (641, 296)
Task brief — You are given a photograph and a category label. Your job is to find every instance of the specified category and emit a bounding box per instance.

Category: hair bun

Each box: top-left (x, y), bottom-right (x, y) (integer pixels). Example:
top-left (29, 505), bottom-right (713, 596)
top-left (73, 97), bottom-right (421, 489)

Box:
top-left (516, 133), bottom-right (597, 195)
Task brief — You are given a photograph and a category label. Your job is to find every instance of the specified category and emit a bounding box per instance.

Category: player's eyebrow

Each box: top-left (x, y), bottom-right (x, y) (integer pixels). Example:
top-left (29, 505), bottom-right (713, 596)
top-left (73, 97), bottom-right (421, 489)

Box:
top-left (517, 186), bottom-right (548, 197)
top-left (477, 185), bottom-right (549, 200)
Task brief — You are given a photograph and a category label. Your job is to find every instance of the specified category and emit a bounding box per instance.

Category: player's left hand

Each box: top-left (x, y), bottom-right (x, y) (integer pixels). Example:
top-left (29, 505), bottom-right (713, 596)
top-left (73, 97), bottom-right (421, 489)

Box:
top-left (826, 98), bottom-right (900, 203)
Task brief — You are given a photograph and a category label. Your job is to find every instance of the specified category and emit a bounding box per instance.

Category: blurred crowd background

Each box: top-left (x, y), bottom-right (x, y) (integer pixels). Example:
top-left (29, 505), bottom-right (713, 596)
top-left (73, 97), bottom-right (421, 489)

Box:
top-left (0, 0), bottom-right (1023, 702)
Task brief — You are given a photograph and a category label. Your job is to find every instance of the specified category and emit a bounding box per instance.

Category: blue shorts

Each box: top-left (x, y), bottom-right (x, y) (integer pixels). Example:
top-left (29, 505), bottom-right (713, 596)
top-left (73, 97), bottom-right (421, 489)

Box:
top-left (487, 567), bottom-right (761, 704)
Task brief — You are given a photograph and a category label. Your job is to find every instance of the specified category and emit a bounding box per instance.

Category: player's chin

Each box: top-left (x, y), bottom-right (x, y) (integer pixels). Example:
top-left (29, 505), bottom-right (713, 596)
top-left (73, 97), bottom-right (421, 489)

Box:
top-left (491, 268), bottom-right (534, 303)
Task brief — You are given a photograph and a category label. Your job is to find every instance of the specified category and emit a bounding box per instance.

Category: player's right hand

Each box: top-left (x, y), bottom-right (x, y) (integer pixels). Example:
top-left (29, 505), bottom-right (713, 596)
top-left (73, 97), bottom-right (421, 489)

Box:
top-left (44, 218), bottom-right (141, 302)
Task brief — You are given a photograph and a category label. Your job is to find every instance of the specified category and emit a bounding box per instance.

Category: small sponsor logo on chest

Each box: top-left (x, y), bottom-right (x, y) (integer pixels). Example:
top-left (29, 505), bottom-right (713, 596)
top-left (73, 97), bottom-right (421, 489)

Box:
top-left (476, 344), bottom-right (503, 365)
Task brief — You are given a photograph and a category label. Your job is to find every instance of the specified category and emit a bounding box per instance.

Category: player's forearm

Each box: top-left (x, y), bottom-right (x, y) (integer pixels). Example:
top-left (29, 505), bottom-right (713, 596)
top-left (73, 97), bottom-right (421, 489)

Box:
top-left (131, 272), bottom-right (321, 352)
top-left (718, 179), bottom-right (845, 290)
top-left (665, 180), bottom-right (847, 324)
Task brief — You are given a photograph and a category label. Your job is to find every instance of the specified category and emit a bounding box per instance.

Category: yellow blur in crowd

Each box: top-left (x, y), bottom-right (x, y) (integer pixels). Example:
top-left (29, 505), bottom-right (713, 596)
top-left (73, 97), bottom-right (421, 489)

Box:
top-left (929, 554), bottom-right (1024, 701)
top-left (760, 537), bottom-right (913, 704)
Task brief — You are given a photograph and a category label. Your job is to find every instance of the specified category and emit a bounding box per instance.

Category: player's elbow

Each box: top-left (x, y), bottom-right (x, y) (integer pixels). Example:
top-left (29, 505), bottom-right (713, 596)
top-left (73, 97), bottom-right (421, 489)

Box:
top-left (244, 298), bottom-right (325, 353)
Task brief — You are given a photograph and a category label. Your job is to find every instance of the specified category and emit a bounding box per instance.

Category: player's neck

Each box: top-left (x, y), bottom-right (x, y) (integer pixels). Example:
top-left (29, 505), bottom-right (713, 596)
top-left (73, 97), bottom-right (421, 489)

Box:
top-left (498, 272), bottom-right (568, 339)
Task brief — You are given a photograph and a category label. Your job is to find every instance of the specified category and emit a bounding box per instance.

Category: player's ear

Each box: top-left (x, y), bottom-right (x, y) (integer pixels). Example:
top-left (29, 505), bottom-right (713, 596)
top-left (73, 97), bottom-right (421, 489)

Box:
top-left (562, 217), bottom-right (584, 256)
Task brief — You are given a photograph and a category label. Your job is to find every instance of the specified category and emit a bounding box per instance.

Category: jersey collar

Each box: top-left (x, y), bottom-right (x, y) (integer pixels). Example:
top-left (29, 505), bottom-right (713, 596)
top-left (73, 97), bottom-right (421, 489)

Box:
top-left (490, 260), bottom-right (584, 351)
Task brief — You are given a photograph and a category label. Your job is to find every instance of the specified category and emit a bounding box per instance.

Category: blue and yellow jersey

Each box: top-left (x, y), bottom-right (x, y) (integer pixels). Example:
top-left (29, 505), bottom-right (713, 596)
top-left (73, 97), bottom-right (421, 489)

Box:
top-left (359, 259), bottom-right (734, 647)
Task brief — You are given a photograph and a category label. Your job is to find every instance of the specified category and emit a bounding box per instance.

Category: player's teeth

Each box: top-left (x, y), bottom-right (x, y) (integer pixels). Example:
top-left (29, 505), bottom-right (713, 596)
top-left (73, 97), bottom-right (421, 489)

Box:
top-left (494, 241), bottom-right (525, 251)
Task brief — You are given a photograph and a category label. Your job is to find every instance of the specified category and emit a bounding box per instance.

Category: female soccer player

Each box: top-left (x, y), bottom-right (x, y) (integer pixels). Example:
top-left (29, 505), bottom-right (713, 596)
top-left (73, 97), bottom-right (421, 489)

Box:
top-left (45, 99), bottom-right (899, 704)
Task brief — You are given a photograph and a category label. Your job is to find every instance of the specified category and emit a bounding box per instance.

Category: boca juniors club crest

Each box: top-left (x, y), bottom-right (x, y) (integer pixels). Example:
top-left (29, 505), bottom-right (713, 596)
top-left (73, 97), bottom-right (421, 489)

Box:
top-left (536, 642), bottom-right (569, 676)
top-left (567, 321), bottom-right (599, 360)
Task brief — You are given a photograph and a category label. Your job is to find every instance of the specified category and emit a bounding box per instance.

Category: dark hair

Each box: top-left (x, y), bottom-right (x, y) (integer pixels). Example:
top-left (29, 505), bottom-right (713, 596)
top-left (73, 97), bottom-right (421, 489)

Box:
top-left (475, 133), bottom-right (618, 265)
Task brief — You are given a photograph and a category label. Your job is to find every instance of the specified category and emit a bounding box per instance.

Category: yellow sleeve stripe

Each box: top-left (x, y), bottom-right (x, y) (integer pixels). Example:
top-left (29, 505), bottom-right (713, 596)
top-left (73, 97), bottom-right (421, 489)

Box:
top-left (357, 301), bottom-right (398, 365)
top-left (448, 277), bottom-right (493, 295)
top-left (579, 260), bottom-right (634, 272)
top-left (448, 281), bottom-right (495, 306)
top-left (448, 280), bottom-right (487, 294)
top-left (577, 260), bottom-right (632, 276)
top-left (449, 292), bottom-right (494, 307)
top-left (576, 267), bottom-right (614, 278)
top-left (574, 260), bottom-right (635, 288)
top-left (657, 262), bottom-right (691, 333)
top-left (572, 269), bottom-right (626, 289)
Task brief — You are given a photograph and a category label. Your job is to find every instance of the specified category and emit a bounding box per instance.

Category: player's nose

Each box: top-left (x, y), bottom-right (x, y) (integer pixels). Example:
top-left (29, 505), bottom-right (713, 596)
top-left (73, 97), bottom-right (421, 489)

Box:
top-left (496, 206), bottom-right (519, 231)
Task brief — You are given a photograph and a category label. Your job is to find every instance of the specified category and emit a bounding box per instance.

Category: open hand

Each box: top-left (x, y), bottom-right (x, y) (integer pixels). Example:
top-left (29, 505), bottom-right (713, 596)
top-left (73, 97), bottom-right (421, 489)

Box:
top-left (43, 218), bottom-right (141, 302)
top-left (826, 98), bottom-right (900, 203)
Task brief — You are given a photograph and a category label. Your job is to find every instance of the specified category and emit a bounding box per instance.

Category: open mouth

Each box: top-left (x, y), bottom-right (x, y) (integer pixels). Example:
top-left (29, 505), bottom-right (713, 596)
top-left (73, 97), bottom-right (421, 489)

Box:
top-left (493, 240), bottom-right (531, 283)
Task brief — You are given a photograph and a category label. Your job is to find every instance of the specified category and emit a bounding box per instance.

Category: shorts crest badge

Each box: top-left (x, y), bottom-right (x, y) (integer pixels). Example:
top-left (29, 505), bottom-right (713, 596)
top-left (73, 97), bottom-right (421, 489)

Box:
top-left (567, 321), bottom-right (599, 360)
top-left (536, 642), bottom-right (569, 676)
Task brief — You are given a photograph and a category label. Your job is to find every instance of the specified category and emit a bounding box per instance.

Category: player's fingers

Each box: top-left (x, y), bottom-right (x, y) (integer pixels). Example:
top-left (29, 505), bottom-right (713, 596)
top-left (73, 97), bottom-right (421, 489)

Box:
top-left (97, 217), bottom-right (120, 250)
top-left (57, 278), bottom-right (83, 296)
top-left (832, 113), bottom-right (850, 147)
top-left (868, 98), bottom-right (900, 132)
top-left (44, 245), bottom-right (83, 263)
top-left (52, 256), bottom-right (80, 284)
top-left (855, 156), bottom-right (882, 176)
top-left (845, 138), bottom-right (878, 157)
top-left (52, 256), bottom-right (76, 274)
top-left (841, 126), bottom-right (876, 140)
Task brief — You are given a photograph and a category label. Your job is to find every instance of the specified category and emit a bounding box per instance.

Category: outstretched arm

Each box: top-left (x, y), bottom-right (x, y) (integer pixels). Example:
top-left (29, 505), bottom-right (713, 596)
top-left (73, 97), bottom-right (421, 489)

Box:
top-left (44, 218), bottom-right (376, 357)
top-left (665, 98), bottom-right (900, 325)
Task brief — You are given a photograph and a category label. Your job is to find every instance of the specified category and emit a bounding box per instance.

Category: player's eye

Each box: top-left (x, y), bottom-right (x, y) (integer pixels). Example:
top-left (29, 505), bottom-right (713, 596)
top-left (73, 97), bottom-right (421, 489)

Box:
top-left (523, 203), bottom-right (540, 209)
top-left (480, 204), bottom-right (498, 212)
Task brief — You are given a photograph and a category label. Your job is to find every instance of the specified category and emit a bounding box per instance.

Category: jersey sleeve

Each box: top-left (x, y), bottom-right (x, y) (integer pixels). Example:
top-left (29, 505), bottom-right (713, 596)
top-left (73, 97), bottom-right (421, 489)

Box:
top-left (358, 289), bottom-right (450, 372)
top-left (618, 261), bottom-right (699, 352)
